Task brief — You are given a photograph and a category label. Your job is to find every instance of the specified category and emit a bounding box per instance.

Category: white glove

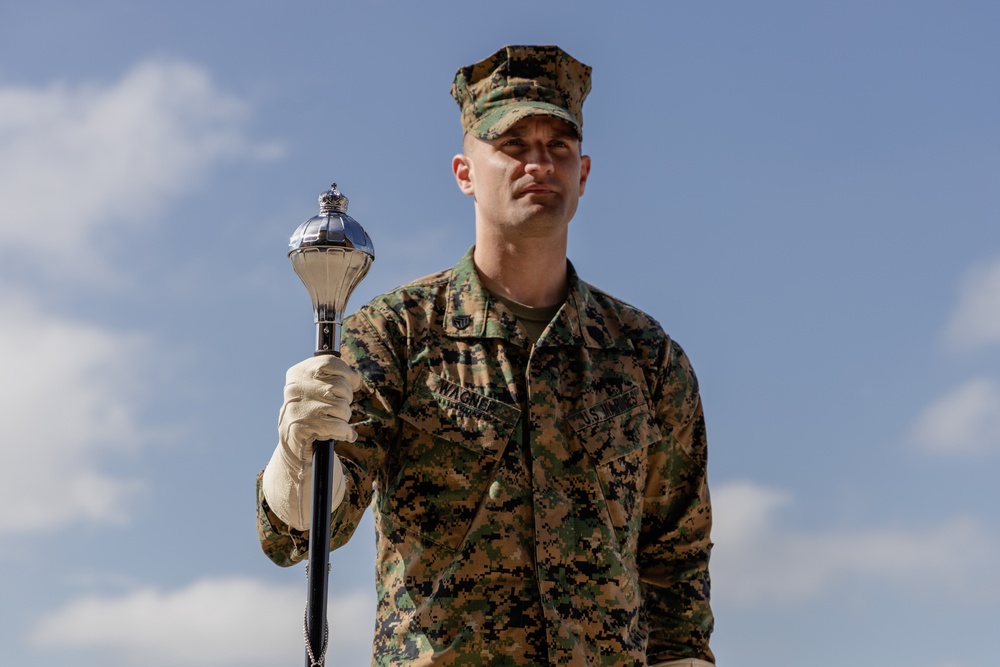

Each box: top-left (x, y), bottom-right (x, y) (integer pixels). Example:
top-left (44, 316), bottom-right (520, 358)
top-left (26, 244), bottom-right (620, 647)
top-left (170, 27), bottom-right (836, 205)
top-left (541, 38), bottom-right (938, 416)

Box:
top-left (261, 354), bottom-right (363, 531)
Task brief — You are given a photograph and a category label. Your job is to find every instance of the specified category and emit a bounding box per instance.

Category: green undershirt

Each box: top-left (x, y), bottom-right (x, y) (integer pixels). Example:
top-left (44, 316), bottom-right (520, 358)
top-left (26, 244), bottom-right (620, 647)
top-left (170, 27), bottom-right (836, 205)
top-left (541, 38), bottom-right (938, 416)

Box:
top-left (491, 292), bottom-right (563, 344)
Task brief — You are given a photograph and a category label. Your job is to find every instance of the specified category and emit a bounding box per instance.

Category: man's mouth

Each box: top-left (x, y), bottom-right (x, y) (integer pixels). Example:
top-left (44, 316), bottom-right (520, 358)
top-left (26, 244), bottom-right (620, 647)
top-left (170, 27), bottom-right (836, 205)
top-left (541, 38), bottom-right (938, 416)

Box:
top-left (519, 184), bottom-right (557, 196)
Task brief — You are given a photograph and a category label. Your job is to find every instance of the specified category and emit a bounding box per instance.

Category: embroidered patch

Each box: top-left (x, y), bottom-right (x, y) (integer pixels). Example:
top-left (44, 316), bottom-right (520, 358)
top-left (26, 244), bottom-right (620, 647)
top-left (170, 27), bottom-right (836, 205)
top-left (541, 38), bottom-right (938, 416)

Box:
top-left (452, 314), bottom-right (472, 330)
top-left (568, 387), bottom-right (642, 431)
top-left (427, 374), bottom-right (520, 426)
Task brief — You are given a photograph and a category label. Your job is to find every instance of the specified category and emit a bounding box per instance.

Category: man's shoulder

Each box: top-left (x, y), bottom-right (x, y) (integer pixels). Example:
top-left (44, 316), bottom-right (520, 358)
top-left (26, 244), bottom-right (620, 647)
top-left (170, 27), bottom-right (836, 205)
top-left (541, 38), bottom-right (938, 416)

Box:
top-left (365, 266), bottom-right (454, 308)
top-left (348, 265), bottom-right (459, 339)
top-left (579, 279), bottom-right (669, 341)
top-left (396, 266), bottom-right (453, 293)
top-left (579, 280), bottom-right (703, 392)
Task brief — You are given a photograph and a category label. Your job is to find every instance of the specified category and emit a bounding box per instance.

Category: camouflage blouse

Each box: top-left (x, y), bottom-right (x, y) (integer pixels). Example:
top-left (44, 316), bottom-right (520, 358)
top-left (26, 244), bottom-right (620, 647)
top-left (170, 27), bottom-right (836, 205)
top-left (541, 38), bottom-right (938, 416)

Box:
top-left (258, 248), bottom-right (715, 666)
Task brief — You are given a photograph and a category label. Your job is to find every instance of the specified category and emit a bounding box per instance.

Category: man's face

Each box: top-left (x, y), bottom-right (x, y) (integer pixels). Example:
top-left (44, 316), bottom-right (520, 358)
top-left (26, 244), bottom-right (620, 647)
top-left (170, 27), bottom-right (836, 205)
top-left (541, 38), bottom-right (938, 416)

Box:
top-left (452, 115), bottom-right (591, 238)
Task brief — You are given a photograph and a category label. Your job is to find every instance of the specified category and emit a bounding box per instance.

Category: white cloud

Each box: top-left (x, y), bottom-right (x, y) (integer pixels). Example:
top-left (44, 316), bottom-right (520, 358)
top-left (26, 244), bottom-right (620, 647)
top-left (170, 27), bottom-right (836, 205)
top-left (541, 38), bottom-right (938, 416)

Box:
top-left (30, 576), bottom-right (375, 666)
top-left (945, 257), bottom-right (1000, 351)
top-left (0, 59), bottom-right (284, 536)
top-left (909, 378), bottom-right (1000, 455)
top-left (0, 59), bottom-right (281, 282)
top-left (0, 289), bottom-right (148, 534)
top-left (711, 481), bottom-right (999, 608)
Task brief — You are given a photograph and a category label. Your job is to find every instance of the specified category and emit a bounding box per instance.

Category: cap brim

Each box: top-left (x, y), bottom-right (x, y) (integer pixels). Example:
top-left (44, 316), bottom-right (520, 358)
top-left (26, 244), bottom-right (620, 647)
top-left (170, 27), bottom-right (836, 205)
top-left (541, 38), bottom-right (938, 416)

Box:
top-left (470, 101), bottom-right (581, 140)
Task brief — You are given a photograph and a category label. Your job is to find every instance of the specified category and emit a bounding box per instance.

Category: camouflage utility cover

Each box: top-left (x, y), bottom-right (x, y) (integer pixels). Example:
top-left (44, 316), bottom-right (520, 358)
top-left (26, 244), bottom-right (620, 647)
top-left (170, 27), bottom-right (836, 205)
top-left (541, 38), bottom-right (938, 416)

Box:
top-left (258, 248), bottom-right (715, 666)
top-left (451, 45), bottom-right (592, 140)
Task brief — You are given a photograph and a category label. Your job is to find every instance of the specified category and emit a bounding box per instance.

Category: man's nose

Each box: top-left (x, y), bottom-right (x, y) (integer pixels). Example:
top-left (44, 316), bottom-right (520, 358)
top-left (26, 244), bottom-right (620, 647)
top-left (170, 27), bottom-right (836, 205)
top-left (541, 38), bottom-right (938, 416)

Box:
top-left (524, 144), bottom-right (555, 174)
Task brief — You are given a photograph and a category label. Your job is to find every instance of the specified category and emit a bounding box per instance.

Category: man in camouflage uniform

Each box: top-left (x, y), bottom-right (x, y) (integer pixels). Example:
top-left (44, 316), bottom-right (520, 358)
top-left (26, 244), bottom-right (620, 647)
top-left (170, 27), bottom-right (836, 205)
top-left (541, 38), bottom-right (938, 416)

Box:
top-left (258, 45), bottom-right (715, 666)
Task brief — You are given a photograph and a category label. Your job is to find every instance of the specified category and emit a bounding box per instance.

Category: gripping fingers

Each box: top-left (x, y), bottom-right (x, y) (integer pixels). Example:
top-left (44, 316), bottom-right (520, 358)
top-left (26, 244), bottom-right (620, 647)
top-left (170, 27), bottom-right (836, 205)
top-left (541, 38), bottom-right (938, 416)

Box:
top-left (287, 355), bottom-right (363, 392)
top-left (281, 397), bottom-right (357, 444)
top-left (284, 370), bottom-right (359, 406)
top-left (287, 417), bottom-right (358, 445)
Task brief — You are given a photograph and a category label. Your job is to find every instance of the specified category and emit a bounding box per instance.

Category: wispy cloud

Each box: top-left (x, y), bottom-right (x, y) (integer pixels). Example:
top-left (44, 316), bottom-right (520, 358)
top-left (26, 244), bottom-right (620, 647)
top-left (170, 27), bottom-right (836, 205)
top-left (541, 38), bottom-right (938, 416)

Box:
top-left (0, 289), bottom-right (148, 534)
top-left (945, 256), bottom-right (1000, 351)
top-left (0, 60), bottom-right (281, 537)
top-left (30, 577), bottom-right (375, 666)
top-left (909, 378), bottom-right (1000, 456)
top-left (711, 481), bottom-right (999, 608)
top-left (0, 59), bottom-right (281, 283)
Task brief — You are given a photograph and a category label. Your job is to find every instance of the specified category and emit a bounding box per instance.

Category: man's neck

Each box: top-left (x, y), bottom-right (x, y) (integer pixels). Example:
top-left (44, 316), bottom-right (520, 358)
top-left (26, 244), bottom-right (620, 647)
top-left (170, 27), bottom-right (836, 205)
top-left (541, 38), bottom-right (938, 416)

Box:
top-left (473, 229), bottom-right (569, 308)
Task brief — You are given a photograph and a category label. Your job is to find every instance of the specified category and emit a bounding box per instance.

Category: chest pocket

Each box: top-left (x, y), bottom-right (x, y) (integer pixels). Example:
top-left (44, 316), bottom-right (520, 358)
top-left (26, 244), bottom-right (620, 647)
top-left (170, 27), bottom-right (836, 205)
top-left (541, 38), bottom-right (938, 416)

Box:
top-left (382, 372), bottom-right (521, 551)
top-left (569, 386), bottom-right (661, 555)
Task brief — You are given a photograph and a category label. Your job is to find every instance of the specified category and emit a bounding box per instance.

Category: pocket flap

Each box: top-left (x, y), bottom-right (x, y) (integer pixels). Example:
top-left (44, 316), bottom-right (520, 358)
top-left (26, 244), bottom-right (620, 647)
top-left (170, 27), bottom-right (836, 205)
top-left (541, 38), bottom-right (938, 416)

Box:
top-left (569, 387), bottom-right (660, 464)
top-left (399, 372), bottom-right (520, 458)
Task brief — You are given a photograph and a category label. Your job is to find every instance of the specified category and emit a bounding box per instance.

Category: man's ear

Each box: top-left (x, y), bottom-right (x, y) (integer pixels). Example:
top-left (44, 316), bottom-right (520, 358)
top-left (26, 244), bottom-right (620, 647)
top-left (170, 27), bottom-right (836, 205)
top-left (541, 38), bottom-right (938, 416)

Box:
top-left (452, 153), bottom-right (475, 196)
top-left (578, 154), bottom-right (592, 196)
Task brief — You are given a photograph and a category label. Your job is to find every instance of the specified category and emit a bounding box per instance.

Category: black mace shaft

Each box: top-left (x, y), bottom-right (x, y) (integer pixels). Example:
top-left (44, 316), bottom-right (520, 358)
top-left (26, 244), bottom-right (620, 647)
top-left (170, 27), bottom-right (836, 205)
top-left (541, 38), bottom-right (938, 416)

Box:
top-left (306, 418), bottom-right (336, 666)
top-left (306, 326), bottom-right (341, 667)
top-left (288, 183), bottom-right (374, 667)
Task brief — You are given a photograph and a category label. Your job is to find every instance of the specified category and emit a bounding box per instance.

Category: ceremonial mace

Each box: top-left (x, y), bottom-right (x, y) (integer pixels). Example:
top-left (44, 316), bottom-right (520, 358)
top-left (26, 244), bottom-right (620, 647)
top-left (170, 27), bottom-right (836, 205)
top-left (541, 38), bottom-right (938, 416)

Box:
top-left (288, 184), bottom-right (374, 667)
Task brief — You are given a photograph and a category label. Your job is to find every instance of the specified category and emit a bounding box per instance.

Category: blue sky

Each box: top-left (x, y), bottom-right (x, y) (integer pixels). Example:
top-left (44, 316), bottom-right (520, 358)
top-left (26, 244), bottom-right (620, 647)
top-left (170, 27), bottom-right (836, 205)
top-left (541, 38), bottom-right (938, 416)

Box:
top-left (1, 2), bottom-right (998, 666)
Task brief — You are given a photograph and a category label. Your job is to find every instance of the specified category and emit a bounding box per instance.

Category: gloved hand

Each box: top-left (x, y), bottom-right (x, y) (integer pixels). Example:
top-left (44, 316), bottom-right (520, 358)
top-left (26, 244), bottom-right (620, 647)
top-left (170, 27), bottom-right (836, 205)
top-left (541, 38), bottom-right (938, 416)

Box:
top-left (261, 354), bottom-right (363, 531)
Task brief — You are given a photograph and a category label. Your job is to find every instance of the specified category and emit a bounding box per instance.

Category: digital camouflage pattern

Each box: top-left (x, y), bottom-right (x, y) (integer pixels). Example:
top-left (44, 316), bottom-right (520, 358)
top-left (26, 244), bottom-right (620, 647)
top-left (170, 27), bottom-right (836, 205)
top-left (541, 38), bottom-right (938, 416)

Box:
top-left (257, 248), bottom-right (715, 666)
top-left (451, 45), bottom-right (592, 140)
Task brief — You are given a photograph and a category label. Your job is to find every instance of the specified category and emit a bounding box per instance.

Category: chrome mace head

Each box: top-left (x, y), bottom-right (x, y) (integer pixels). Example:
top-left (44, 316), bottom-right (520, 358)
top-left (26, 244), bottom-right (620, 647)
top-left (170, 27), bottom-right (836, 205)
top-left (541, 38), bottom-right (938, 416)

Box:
top-left (288, 183), bottom-right (375, 353)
